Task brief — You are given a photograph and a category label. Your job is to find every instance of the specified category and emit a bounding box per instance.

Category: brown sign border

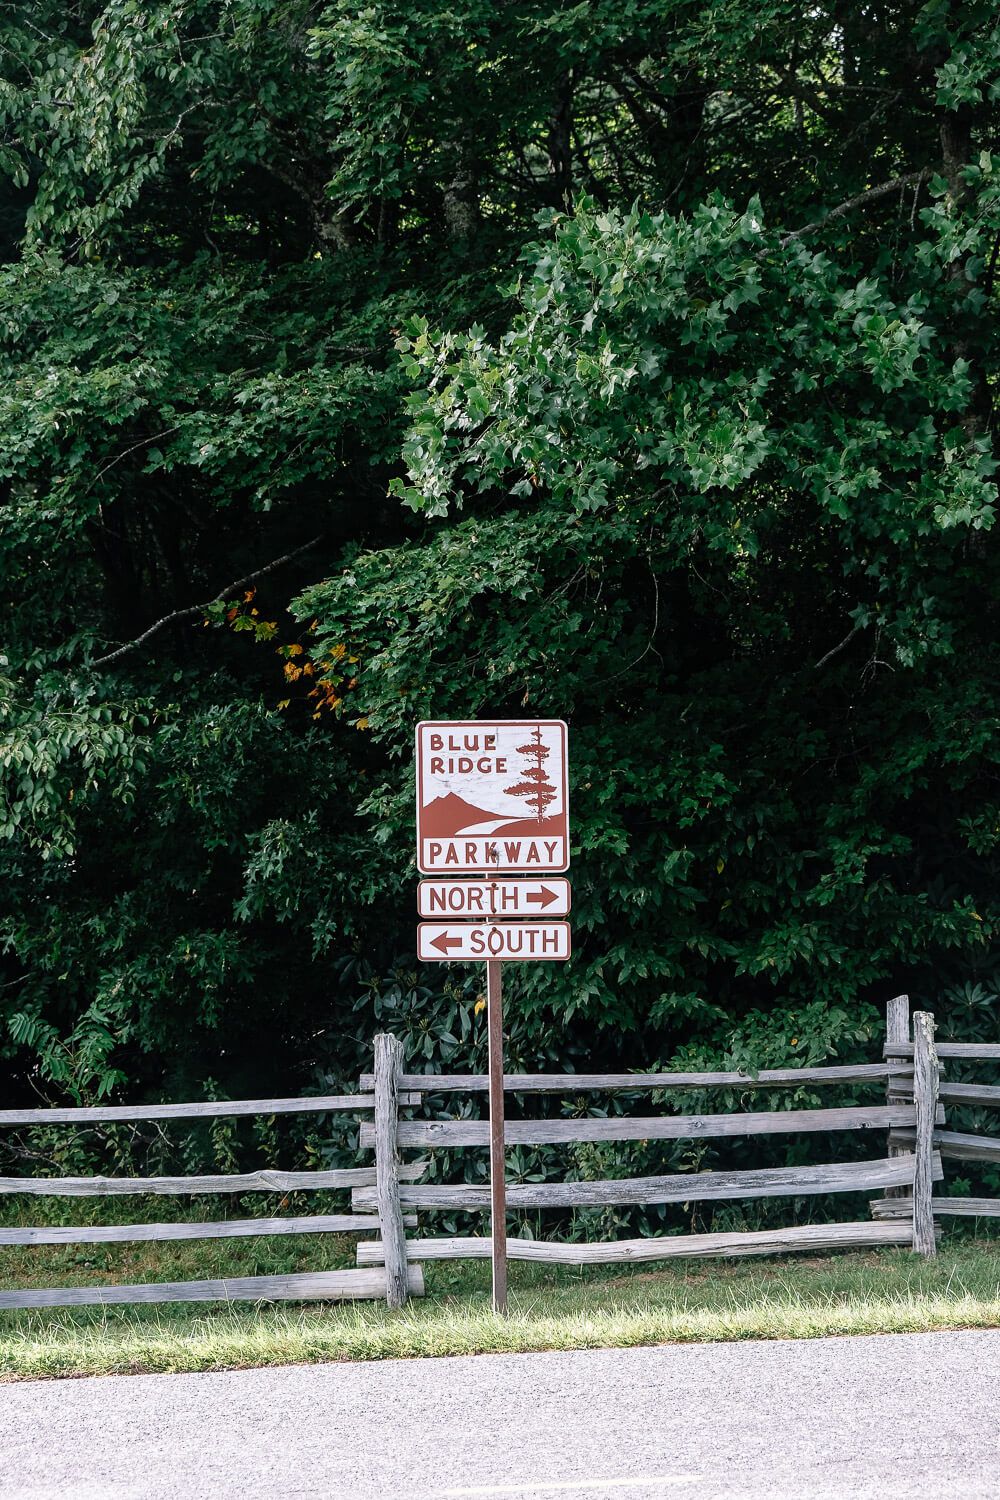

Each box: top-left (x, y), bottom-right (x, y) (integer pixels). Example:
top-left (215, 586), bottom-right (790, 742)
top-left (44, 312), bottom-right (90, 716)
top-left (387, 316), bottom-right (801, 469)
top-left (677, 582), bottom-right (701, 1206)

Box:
top-left (415, 719), bottom-right (569, 876)
top-left (417, 920), bottom-right (572, 962)
top-left (416, 877), bottom-right (572, 919)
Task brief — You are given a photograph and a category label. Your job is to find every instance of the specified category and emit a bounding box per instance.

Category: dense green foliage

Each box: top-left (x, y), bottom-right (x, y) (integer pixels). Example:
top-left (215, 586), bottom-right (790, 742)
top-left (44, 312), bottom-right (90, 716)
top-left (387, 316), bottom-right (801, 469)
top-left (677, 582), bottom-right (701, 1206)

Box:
top-left (3, 0), bottom-right (1000, 1133)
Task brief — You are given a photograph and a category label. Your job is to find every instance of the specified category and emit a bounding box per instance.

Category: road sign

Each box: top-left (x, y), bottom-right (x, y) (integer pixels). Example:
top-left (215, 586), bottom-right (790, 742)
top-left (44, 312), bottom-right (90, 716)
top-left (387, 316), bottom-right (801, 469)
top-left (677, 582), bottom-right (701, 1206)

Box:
top-left (415, 720), bottom-right (569, 874)
top-left (414, 718), bottom-right (571, 1317)
top-left (417, 922), bottom-right (571, 962)
top-left (417, 877), bottom-right (571, 919)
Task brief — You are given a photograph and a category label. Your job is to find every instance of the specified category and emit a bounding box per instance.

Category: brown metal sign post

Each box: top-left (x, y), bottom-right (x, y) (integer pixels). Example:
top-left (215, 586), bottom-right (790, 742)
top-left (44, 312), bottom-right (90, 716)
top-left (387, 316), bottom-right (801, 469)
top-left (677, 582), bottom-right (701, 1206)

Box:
top-left (486, 956), bottom-right (507, 1313)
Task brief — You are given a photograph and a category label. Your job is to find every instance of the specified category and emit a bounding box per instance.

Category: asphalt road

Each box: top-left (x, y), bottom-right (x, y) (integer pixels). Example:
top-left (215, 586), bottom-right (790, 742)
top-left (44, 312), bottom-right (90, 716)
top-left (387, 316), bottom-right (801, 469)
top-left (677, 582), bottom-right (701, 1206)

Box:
top-left (1, 1328), bottom-right (998, 1499)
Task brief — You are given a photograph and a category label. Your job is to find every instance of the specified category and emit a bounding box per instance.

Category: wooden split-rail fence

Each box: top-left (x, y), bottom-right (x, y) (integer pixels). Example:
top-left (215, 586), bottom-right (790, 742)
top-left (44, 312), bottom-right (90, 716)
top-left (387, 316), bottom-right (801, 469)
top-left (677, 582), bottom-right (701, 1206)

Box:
top-left (356, 1005), bottom-right (947, 1305)
top-left (873, 993), bottom-right (1000, 1227)
top-left (0, 995), bottom-right (991, 1311)
top-left (0, 1087), bottom-right (427, 1309)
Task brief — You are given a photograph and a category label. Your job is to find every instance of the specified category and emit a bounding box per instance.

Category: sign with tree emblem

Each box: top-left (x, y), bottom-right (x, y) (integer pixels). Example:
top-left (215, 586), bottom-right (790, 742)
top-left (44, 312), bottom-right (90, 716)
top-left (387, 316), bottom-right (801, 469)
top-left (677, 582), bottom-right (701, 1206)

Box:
top-left (415, 720), bottom-right (569, 874)
top-left (414, 717), bottom-right (571, 1315)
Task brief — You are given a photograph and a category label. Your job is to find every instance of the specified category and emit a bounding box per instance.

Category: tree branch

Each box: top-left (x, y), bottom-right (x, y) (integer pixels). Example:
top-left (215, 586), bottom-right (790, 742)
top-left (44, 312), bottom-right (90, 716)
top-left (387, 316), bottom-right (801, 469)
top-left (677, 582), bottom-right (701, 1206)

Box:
top-left (89, 536), bottom-right (324, 669)
top-left (984, 229), bottom-right (1000, 300)
top-left (780, 169), bottom-right (932, 247)
top-left (813, 622), bottom-right (862, 671)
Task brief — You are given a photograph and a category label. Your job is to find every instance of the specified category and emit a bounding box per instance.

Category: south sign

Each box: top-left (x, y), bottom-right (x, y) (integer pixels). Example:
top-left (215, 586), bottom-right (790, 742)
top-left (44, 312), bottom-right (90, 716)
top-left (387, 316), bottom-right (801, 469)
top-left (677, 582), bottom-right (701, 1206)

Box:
top-left (417, 922), bottom-right (572, 962)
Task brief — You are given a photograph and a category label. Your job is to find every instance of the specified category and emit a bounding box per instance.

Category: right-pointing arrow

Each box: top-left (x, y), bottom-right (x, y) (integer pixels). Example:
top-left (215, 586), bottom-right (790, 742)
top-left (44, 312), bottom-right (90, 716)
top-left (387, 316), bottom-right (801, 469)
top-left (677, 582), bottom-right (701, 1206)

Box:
top-left (430, 933), bottom-right (463, 955)
top-left (526, 885), bottom-right (558, 909)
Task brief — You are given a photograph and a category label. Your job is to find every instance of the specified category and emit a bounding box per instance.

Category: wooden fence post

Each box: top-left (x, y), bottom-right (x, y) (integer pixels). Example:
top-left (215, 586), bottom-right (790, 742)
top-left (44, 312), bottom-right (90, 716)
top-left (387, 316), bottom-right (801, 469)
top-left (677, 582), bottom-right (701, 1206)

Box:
top-left (912, 1009), bottom-right (939, 1258)
top-left (884, 994), bottom-right (910, 1199)
top-left (373, 1033), bottom-right (409, 1308)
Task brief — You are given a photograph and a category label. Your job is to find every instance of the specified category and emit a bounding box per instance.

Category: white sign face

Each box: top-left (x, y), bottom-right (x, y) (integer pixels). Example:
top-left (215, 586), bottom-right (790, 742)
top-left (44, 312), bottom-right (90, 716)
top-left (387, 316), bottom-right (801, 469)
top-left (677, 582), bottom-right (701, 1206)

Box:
top-left (417, 921), bottom-right (571, 962)
top-left (418, 878), bottom-right (571, 918)
top-left (416, 720), bottom-right (569, 875)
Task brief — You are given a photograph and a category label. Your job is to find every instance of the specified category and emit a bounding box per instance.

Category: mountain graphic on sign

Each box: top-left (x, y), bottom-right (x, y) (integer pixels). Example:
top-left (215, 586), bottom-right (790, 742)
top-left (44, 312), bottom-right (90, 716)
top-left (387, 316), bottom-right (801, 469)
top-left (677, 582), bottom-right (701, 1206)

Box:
top-left (421, 794), bottom-right (564, 840)
top-left (420, 793), bottom-right (502, 837)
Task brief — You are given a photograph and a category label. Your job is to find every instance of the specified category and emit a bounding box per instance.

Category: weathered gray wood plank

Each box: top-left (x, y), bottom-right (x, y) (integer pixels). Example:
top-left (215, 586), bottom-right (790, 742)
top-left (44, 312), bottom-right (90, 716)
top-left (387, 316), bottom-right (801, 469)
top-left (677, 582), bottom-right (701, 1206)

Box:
top-left (360, 1104), bottom-right (917, 1151)
top-left (884, 994), bottom-right (911, 1201)
top-left (869, 1196), bottom-right (911, 1219)
top-left (934, 1082), bottom-right (1000, 1106)
top-left (892, 1078), bottom-right (1000, 1110)
top-left (374, 1033), bottom-right (410, 1310)
top-left (0, 1213), bottom-right (418, 1246)
top-left (0, 1266), bottom-right (426, 1309)
top-left (872, 1196), bottom-right (1000, 1219)
top-left (359, 1065), bottom-right (902, 1093)
top-left (868, 1100), bottom-right (946, 1129)
top-left (925, 1197), bottom-right (1000, 1218)
top-left (357, 1220), bottom-right (912, 1266)
top-left (930, 1129), bottom-right (1000, 1163)
top-left (911, 1011), bottom-right (939, 1258)
top-left (353, 1152), bottom-right (937, 1212)
top-left (0, 1163), bottom-right (426, 1196)
top-left (885, 996), bottom-right (910, 1052)
top-left (0, 1095), bottom-right (425, 1126)
top-left (885, 1042), bottom-right (1000, 1059)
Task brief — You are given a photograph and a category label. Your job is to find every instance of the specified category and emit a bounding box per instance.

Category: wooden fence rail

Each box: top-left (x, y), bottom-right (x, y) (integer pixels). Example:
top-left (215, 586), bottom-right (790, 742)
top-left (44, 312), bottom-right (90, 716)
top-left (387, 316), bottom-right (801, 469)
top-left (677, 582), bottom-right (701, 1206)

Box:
top-left (353, 1153), bottom-right (939, 1213)
top-left (0, 1093), bottom-right (415, 1125)
top-left (873, 1197), bottom-right (1000, 1220)
top-left (360, 1064), bottom-right (909, 1092)
top-left (359, 1104), bottom-right (928, 1150)
top-left (0, 1267), bottom-right (425, 1310)
top-left (357, 1221), bottom-right (914, 1265)
top-left (885, 1042), bottom-right (1000, 1060)
top-left (888, 1080), bottom-right (1000, 1106)
top-left (0, 1214), bottom-right (416, 1246)
top-left (888, 1127), bottom-right (1000, 1164)
top-left (0, 1167), bottom-right (376, 1196)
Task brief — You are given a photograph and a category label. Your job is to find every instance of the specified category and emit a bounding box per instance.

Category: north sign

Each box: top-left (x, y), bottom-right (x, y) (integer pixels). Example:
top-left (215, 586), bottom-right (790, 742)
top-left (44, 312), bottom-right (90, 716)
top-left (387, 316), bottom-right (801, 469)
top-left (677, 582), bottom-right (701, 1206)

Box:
top-left (417, 922), bottom-right (572, 962)
top-left (417, 878), bottom-right (571, 919)
top-left (415, 720), bottom-right (569, 874)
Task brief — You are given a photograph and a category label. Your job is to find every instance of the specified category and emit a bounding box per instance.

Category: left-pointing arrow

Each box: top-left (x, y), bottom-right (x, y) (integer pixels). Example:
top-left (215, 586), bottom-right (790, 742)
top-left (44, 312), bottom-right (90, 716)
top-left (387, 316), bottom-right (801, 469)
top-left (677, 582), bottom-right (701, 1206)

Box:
top-left (430, 933), bottom-right (463, 955)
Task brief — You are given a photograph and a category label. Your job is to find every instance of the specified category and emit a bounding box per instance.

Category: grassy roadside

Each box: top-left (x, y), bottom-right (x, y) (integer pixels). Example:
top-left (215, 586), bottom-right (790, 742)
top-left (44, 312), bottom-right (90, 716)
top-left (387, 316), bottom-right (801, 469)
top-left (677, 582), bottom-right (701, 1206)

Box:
top-left (1, 1235), bottom-right (1000, 1380)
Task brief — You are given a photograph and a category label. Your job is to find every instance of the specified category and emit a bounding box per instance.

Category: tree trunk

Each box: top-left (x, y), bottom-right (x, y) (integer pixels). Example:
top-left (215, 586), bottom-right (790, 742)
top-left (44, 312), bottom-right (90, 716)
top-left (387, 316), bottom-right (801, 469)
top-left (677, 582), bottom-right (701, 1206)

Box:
top-left (938, 101), bottom-right (994, 450)
top-left (547, 75), bottom-right (574, 210)
top-left (443, 140), bottom-right (479, 246)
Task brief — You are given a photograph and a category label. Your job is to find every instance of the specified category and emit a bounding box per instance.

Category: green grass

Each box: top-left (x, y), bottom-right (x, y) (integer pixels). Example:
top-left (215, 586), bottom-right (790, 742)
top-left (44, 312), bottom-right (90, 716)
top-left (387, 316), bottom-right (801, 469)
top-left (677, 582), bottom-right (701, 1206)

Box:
top-left (1, 1213), bottom-right (1000, 1380)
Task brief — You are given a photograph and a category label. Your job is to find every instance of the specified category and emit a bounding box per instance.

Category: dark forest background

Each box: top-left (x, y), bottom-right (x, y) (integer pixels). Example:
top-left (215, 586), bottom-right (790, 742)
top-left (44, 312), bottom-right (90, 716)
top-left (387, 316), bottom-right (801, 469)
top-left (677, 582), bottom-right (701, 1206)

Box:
top-left (2, 1), bottom-right (1000, 1142)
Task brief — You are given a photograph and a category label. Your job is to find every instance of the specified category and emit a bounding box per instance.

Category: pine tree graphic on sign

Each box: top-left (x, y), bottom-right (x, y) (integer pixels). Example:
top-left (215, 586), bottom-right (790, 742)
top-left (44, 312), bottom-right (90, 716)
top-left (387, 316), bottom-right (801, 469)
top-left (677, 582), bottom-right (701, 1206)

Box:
top-left (505, 727), bottom-right (558, 822)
